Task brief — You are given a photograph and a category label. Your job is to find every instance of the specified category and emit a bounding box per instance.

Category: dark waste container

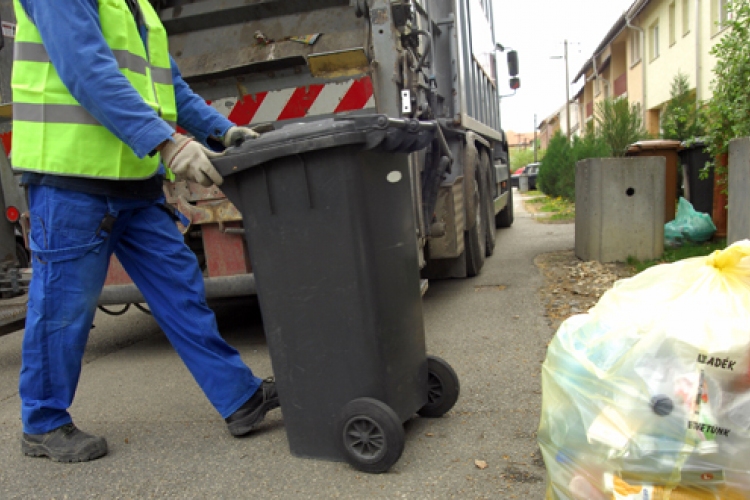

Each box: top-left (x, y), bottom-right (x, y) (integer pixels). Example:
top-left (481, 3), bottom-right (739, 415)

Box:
top-left (678, 139), bottom-right (714, 216)
top-left (626, 140), bottom-right (683, 222)
top-left (213, 115), bottom-right (459, 473)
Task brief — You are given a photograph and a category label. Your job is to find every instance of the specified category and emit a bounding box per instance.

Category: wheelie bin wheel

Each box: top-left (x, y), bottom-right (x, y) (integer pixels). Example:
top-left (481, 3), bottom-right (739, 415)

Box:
top-left (337, 397), bottom-right (405, 474)
top-left (418, 355), bottom-right (460, 418)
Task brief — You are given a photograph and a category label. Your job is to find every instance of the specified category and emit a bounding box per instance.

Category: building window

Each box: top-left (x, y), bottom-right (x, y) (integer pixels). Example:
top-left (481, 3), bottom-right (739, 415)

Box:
top-left (630, 31), bottom-right (642, 66)
top-left (682, 0), bottom-right (690, 36)
top-left (713, 0), bottom-right (731, 35)
top-left (719, 0), bottom-right (730, 25)
top-left (650, 21), bottom-right (660, 60)
top-left (669, 2), bottom-right (676, 46)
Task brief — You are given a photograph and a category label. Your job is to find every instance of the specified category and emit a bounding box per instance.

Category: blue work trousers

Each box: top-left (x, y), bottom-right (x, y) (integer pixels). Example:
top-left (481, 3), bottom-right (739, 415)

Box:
top-left (19, 184), bottom-right (261, 435)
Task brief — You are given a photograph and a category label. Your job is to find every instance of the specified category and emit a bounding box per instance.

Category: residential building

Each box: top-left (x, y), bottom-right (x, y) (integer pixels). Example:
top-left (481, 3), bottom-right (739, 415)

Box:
top-left (572, 0), bottom-right (728, 137)
top-left (537, 116), bottom-right (559, 150)
top-left (506, 130), bottom-right (537, 150)
top-left (537, 102), bottom-right (580, 149)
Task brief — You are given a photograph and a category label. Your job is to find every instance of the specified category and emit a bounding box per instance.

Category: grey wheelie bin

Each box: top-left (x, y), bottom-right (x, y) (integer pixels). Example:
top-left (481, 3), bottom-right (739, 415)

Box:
top-left (212, 115), bottom-right (460, 473)
top-left (678, 139), bottom-right (714, 216)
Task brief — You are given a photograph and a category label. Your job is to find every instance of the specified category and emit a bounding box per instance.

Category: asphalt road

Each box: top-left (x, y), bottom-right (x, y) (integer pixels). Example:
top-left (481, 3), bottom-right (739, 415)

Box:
top-left (0, 191), bottom-right (574, 499)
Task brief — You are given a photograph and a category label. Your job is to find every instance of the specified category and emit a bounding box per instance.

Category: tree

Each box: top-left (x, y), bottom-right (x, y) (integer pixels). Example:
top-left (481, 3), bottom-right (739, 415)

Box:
top-left (536, 130), bottom-right (575, 198)
top-left (510, 147), bottom-right (545, 171)
top-left (537, 132), bottom-right (607, 201)
top-left (705, 0), bottom-right (750, 179)
top-left (661, 71), bottom-right (705, 141)
top-left (595, 98), bottom-right (650, 157)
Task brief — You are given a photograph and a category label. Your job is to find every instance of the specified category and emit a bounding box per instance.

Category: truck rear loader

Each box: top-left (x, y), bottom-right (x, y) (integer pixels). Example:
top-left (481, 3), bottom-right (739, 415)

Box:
top-left (0, 0), bottom-right (520, 331)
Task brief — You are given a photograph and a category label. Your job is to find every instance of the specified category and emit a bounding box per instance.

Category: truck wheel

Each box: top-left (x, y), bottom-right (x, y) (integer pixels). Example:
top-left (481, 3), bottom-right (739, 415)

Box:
top-left (479, 150), bottom-right (496, 256)
top-left (16, 241), bottom-right (30, 269)
top-left (418, 355), bottom-right (460, 418)
top-left (337, 398), bottom-right (405, 474)
top-left (495, 182), bottom-right (514, 228)
top-left (465, 176), bottom-right (486, 277)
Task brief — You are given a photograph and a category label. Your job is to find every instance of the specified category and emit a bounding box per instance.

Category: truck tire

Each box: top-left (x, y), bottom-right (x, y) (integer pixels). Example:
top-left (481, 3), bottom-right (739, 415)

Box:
top-left (16, 241), bottom-right (29, 269)
top-left (495, 181), bottom-right (514, 228)
top-left (479, 150), bottom-right (496, 256)
top-left (465, 175), bottom-right (486, 277)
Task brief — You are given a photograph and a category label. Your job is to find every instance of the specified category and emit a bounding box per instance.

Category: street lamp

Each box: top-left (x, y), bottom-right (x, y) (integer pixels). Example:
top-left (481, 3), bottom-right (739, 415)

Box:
top-left (534, 113), bottom-right (538, 162)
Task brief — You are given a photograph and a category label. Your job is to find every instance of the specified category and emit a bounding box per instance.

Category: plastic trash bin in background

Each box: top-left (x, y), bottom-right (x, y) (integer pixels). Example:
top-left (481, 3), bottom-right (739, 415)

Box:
top-left (678, 139), bottom-right (714, 216)
top-left (626, 140), bottom-right (683, 222)
top-left (213, 115), bottom-right (460, 473)
top-left (519, 173), bottom-right (529, 193)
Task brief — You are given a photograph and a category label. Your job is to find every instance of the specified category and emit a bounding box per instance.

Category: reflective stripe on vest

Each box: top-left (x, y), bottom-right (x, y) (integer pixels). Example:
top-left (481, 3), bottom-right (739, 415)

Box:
top-left (11, 0), bottom-right (177, 180)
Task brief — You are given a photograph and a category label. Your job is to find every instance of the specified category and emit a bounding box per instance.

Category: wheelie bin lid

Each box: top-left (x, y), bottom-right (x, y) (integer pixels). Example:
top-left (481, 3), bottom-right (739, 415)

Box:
top-left (213, 114), bottom-right (435, 178)
top-left (626, 139), bottom-right (683, 154)
top-left (679, 137), bottom-right (707, 149)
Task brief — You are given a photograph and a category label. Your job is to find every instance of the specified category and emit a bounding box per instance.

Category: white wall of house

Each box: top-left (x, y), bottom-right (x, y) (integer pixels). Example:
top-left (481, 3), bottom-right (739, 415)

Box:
top-left (637, 0), bottom-right (689, 109)
top-left (701, 0), bottom-right (730, 101)
top-left (640, 0), bottom-right (726, 108)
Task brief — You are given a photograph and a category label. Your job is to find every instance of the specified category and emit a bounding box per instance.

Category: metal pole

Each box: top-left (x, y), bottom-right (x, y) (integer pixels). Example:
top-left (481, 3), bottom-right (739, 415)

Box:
top-left (695, 0), bottom-right (701, 104)
top-left (534, 114), bottom-right (538, 162)
top-left (564, 39), bottom-right (571, 142)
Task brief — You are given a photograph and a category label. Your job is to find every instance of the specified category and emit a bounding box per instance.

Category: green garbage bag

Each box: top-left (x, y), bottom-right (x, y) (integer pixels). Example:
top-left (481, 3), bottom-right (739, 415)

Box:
top-left (665, 197), bottom-right (716, 247)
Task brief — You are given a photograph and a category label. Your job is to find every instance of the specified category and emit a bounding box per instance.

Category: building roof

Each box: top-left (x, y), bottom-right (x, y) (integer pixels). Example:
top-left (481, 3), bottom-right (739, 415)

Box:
top-left (506, 130), bottom-right (536, 147)
top-left (572, 0), bottom-right (650, 83)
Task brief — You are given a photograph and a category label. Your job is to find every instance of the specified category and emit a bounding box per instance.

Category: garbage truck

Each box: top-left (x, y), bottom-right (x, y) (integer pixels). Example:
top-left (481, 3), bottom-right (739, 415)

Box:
top-left (0, 1), bottom-right (29, 335)
top-left (0, 0), bottom-right (519, 322)
top-left (0, 147), bottom-right (28, 335)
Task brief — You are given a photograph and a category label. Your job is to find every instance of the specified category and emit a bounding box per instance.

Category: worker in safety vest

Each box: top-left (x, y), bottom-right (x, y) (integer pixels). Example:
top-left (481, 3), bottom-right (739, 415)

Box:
top-left (11, 0), bottom-right (279, 463)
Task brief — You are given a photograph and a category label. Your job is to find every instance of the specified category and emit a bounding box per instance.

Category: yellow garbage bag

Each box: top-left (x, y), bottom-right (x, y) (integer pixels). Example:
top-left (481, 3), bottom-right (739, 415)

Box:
top-left (538, 241), bottom-right (750, 500)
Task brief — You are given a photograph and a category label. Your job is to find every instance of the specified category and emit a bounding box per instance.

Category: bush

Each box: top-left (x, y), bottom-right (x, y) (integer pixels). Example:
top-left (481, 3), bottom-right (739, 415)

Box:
top-left (539, 98), bottom-right (649, 201)
top-left (704, 0), bottom-right (750, 187)
top-left (595, 98), bottom-right (651, 156)
top-left (538, 132), bottom-right (608, 201)
top-left (510, 147), bottom-right (545, 171)
top-left (538, 132), bottom-right (572, 199)
top-left (661, 71), bottom-right (705, 141)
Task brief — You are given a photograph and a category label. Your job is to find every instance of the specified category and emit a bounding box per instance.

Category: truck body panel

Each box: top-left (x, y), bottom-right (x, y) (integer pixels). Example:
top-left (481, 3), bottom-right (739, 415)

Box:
top-left (0, 0), bottom-right (517, 324)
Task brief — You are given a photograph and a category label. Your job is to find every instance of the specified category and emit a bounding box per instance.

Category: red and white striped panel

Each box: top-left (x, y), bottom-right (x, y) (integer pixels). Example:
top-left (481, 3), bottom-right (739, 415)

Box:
top-left (0, 132), bottom-right (11, 155)
top-left (0, 77), bottom-right (375, 154)
top-left (211, 76), bottom-right (375, 125)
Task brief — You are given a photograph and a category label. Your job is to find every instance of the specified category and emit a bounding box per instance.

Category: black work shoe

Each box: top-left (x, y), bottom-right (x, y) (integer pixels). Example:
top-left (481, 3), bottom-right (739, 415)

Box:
top-left (22, 423), bottom-right (108, 463)
top-left (225, 378), bottom-right (280, 437)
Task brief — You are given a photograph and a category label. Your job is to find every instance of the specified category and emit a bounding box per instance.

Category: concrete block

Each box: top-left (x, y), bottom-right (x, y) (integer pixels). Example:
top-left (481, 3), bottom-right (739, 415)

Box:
top-left (575, 157), bottom-right (665, 263)
top-left (728, 137), bottom-right (750, 245)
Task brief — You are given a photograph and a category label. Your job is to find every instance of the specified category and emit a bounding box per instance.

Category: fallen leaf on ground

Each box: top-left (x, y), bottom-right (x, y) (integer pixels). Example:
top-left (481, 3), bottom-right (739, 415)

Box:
top-left (474, 459), bottom-right (488, 470)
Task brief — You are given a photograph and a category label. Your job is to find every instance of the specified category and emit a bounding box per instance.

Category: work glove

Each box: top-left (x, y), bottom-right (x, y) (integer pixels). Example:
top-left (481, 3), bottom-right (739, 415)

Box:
top-left (222, 125), bottom-right (260, 148)
top-left (161, 133), bottom-right (225, 187)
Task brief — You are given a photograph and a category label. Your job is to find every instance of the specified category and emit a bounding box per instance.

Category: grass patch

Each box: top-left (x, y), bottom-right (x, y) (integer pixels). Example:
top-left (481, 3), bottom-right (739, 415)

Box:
top-left (627, 239), bottom-right (727, 273)
top-left (525, 189), bottom-right (543, 197)
top-left (548, 211), bottom-right (576, 221)
top-left (523, 192), bottom-right (575, 221)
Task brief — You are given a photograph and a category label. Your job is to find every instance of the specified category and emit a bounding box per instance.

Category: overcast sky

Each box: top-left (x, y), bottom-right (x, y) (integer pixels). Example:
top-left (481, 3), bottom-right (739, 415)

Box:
top-left (493, 0), bottom-right (636, 133)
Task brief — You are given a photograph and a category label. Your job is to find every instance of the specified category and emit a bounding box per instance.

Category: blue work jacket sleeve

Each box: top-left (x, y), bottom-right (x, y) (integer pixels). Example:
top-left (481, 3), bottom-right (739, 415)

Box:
top-left (171, 57), bottom-right (234, 147)
top-left (19, 0), bottom-right (175, 159)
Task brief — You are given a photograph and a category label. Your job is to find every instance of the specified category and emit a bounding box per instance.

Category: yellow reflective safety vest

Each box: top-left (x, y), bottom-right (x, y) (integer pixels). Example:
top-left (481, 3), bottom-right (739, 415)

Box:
top-left (11, 0), bottom-right (177, 179)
